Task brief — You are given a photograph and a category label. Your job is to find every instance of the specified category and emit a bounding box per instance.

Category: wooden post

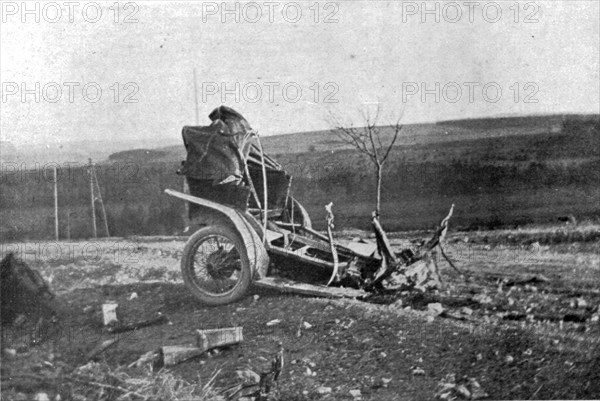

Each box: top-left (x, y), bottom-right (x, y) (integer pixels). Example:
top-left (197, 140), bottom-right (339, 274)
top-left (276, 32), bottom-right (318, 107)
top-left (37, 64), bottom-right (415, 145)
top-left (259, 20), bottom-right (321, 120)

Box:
top-left (93, 167), bottom-right (110, 237)
top-left (89, 158), bottom-right (97, 239)
top-left (53, 165), bottom-right (59, 240)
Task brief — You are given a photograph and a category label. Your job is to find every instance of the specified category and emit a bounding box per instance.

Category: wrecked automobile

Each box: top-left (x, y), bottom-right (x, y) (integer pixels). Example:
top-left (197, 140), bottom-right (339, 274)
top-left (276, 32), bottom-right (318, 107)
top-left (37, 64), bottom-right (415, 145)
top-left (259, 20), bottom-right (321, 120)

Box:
top-left (166, 106), bottom-right (454, 305)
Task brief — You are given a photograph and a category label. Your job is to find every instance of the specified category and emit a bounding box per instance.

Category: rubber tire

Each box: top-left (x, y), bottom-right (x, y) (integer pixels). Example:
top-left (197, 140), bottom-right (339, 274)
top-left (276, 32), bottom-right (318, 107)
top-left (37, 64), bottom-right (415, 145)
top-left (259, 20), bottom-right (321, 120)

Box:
top-left (181, 225), bottom-right (252, 306)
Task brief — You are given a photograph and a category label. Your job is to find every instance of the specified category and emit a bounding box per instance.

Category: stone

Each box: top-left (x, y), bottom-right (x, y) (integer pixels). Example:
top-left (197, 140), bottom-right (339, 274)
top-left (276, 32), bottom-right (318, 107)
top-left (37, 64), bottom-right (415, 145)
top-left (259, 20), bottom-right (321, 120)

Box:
top-left (316, 386), bottom-right (332, 394)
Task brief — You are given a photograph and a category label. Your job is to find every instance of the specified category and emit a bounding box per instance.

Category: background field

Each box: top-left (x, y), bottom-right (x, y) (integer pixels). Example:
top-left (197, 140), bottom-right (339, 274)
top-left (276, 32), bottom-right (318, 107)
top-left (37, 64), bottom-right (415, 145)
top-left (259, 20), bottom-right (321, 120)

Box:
top-left (1, 114), bottom-right (598, 241)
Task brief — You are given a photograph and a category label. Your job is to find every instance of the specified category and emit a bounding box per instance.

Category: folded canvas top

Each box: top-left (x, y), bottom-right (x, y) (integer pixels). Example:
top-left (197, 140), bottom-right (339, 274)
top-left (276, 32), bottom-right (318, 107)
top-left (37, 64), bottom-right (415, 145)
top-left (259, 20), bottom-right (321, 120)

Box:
top-left (180, 106), bottom-right (253, 183)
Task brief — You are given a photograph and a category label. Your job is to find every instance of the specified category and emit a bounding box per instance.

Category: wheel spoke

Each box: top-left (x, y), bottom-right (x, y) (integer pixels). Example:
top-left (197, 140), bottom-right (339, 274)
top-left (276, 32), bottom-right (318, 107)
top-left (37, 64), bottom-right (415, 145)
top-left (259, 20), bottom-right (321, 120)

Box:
top-left (190, 234), bottom-right (243, 296)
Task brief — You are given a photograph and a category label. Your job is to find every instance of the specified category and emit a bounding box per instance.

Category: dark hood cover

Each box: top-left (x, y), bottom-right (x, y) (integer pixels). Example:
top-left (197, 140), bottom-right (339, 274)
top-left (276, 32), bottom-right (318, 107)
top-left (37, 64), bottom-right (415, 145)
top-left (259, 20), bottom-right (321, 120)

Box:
top-left (180, 106), bottom-right (253, 183)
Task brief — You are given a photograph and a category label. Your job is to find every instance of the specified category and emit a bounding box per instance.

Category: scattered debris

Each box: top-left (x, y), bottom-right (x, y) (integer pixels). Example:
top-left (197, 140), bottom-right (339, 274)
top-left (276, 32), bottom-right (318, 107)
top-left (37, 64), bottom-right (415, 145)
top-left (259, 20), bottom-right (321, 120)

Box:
top-left (3, 348), bottom-right (17, 358)
top-left (236, 368), bottom-right (261, 384)
top-left (196, 327), bottom-right (243, 349)
top-left (435, 374), bottom-right (489, 400)
top-left (226, 342), bottom-right (284, 401)
top-left (468, 378), bottom-right (489, 400)
top-left (160, 345), bottom-right (207, 367)
top-left (317, 386), bottom-right (332, 394)
top-left (427, 302), bottom-right (445, 316)
top-left (473, 293), bottom-right (493, 305)
top-left (411, 366), bottom-right (425, 375)
top-left (148, 327), bottom-right (245, 368)
top-left (107, 314), bottom-right (169, 334)
top-left (101, 303), bottom-right (118, 326)
top-left (128, 350), bottom-right (159, 368)
top-left (86, 338), bottom-right (120, 361)
top-left (302, 321), bottom-right (313, 329)
top-left (128, 292), bottom-right (138, 300)
top-left (505, 274), bottom-right (550, 286)
top-left (575, 298), bottom-right (588, 309)
top-left (389, 299), bottom-right (403, 309)
top-left (456, 384), bottom-right (471, 398)
top-left (255, 277), bottom-right (365, 299)
top-left (33, 393), bottom-right (49, 401)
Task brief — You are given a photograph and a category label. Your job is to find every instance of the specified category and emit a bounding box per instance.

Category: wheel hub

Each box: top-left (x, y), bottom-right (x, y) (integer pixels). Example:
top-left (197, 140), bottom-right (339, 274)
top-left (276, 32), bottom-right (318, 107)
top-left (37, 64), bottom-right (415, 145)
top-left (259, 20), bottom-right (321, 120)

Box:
top-left (205, 248), bottom-right (240, 279)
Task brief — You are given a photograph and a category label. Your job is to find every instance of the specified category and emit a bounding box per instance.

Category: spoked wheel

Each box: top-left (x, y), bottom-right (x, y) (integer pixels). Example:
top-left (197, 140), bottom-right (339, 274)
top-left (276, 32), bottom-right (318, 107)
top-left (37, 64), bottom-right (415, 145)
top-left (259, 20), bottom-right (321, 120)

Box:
top-left (181, 225), bottom-right (252, 305)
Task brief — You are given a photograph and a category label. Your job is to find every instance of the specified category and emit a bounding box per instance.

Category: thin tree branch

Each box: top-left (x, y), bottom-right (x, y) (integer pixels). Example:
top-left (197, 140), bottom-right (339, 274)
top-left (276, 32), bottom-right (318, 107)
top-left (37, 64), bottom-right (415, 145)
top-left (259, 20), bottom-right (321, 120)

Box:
top-left (381, 122), bottom-right (402, 163)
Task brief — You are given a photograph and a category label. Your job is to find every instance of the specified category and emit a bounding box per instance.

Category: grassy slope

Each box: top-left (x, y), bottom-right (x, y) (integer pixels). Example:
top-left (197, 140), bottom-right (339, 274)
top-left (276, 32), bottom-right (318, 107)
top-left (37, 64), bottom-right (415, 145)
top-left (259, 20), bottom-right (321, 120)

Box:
top-left (116, 114), bottom-right (600, 231)
top-left (2, 114), bottom-right (599, 240)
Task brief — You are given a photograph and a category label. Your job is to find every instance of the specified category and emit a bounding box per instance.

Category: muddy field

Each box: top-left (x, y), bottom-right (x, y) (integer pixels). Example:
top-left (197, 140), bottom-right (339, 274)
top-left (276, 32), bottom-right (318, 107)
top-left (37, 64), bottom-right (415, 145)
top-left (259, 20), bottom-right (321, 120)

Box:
top-left (1, 224), bottom-right (599, 400)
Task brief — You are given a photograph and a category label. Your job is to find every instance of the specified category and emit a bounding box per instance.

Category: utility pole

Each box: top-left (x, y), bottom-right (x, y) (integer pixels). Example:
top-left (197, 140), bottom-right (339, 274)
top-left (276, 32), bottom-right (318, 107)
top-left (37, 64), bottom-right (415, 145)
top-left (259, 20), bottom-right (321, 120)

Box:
top-left (93, 168), bottom-right (110, 237)
top-left (53, 165), bottom-right (59, 240)
top-left (89, 158), bottom-right (97, 238)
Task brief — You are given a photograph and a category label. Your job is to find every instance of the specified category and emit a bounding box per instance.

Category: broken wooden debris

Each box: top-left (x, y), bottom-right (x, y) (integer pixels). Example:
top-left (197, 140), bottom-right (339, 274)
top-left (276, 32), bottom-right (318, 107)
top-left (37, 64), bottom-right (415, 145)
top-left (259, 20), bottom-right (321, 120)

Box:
top-left (160, 346), bottom-right (206, 367)
top-left (255, 276), bottom-right (366, 299)
top-left (225, 342), bottom-right (284, 401)
top-left (435, 374), bottom-right (488, 400)
top-left (196, 326), bottom-right (243, 349)
top-left (101, 303), bottom-right (118, 326)
top-left (146, 326), bottom-right (244, 368)
top-left (86, 338), bottom-right (120, 361)
top-left (366, 205), bottom-right (454, 292)
top-left (441, 310), bottom-right (478, 322)
top-left (369, 212), bottom-right (401, 289)
top-left (107, 314), bottom-right (169, 334)
top-left (505, 274), bottom-right (550, 287)
top-left (501, 311), bottom-right (589, 323)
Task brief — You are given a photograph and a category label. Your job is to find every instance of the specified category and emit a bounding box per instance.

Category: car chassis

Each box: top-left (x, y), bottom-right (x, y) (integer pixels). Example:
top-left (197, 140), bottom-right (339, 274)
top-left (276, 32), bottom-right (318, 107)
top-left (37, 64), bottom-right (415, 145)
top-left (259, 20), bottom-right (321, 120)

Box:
top-left (165, 106), bottom-right (453, 306)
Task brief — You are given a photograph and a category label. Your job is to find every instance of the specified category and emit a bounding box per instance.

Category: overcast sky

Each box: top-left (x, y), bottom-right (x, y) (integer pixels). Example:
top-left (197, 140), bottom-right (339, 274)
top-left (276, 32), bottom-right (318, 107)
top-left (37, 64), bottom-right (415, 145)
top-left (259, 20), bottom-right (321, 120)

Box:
top-left (1, 1), bottom-right (598, 149)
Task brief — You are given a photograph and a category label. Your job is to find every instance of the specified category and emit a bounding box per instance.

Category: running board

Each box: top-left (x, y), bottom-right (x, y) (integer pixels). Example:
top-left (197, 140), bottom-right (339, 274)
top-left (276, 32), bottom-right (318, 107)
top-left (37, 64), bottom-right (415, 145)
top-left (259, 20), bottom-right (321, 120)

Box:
top-left (254, 277), bottom-right (366, 299)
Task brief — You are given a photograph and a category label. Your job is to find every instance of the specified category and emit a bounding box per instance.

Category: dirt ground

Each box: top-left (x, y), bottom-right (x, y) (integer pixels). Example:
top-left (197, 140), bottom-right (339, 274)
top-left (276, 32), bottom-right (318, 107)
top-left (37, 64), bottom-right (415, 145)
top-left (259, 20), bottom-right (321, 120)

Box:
top-left (1, 225), bottom-right (599, 400)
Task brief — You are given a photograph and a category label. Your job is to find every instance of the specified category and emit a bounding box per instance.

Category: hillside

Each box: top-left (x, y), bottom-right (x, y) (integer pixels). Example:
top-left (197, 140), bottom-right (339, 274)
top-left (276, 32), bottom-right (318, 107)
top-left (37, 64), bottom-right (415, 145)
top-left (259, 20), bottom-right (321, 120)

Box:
top-left (107, 113), bottom-right (594, 164)
top-left (1, 114), bottom-right (598, 240)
